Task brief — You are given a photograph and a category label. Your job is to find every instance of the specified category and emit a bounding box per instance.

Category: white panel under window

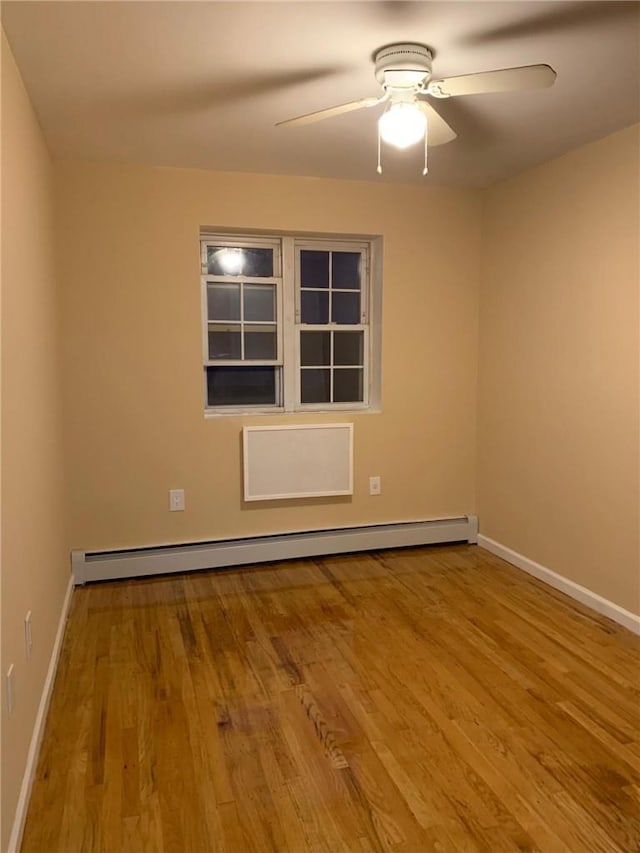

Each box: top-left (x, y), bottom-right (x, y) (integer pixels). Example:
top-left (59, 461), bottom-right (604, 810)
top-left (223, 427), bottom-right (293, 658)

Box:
top-left (243, 423), bottom-right (353, 501)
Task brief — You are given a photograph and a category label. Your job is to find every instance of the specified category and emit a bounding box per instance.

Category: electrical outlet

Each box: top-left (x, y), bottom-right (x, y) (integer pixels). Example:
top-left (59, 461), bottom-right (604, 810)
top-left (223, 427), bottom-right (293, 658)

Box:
top-left (24, 611), bottom-right (33, 659)
top-left (169, 489), bottom-right (185, 511)
top-left (369, 476), bottom-right (382, 496)
top-left (6, 665), bottom-right (14, 715)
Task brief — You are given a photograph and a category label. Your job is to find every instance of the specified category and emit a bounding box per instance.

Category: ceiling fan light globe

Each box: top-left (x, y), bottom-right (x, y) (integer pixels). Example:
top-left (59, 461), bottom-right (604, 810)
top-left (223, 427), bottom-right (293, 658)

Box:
top-left (378, 103), bottom-right (427, 149)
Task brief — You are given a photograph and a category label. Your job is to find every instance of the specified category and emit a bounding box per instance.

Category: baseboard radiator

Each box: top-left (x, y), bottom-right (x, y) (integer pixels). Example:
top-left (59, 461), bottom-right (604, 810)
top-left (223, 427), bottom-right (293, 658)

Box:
top-left (72, 516), bottom-right (478, 585)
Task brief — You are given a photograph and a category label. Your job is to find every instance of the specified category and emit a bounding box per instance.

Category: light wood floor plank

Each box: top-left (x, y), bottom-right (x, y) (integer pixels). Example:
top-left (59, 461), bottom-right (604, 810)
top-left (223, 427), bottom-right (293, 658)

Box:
top-left (20, 544), bottom-right (640, 852)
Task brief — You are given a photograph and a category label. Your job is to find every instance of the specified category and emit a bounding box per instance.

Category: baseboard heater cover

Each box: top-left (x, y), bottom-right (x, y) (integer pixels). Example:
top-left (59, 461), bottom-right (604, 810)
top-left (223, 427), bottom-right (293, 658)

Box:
top-left (72, 515), bottom-right (478, 584)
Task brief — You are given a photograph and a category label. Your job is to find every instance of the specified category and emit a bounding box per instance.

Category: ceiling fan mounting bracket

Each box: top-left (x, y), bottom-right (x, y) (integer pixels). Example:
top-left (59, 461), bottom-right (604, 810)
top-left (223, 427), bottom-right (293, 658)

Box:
top-left (374, 43), bottom-right (434, 91)
top-left (427, 81), bottom-right (451, 99)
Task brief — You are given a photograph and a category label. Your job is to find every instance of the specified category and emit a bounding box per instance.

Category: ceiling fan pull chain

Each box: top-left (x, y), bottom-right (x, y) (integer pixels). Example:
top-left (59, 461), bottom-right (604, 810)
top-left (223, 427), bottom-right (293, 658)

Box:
top-left (377, 123), bottom-right (383, 174)
top-left (423, 124), bottom-right (429, 176)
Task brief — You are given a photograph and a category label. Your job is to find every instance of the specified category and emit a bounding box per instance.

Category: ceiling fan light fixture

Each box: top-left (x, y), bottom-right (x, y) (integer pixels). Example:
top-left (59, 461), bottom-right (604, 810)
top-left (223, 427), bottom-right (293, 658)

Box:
top-left (378, 102), bottom-right (427, 149)
top-left (277, 40), bottom-right (556, 177)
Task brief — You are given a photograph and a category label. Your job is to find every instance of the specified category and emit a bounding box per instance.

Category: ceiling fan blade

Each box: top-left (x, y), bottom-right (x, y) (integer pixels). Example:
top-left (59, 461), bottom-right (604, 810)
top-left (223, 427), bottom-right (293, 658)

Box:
top-left (418, 101), bottom-right (457, 146)
top-left (109, 67), bottom-right (346, 118)
top-left (276, 95), bottom-right (383, 128)
top-left (430, 64), bottom-right (556, 98)
top-left (465, 1), bottom-right (639, 45)
top-left (370, 1), bottom-right (422, 22)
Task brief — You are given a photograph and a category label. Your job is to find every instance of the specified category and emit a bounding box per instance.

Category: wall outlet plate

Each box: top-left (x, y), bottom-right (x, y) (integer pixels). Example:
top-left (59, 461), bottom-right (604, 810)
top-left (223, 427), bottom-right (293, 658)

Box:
top-left (369, 476), bottom-right (381, 495)
top-left (169, 489), bottom-right (185, 511)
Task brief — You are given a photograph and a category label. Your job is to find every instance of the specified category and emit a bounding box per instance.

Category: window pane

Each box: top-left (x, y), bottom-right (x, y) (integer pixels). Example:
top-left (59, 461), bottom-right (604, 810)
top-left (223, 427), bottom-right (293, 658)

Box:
top-left (300, 369), bottom-right (330, 404)
top-left (300, 250), bottom-right (329, 288)
top-left (207, 247), bottom-right (244, 277)
top-left (208, 327), bottom-right (241, 360)
top-left (207, 366), bottom-right (277, 406)
top-left (334, 368), bottom-right (363, 403)
top-left (243, 248), bottom-right (274, 277)
top-left (208, 283), bottom-right (240, 321)
top-left (334, 331), bottom-right (363, 366)
top-left (244, 326), bottom-right (277, 360)
top-left (207, 246), bottom-right (273, 277)
top-left (332, 291), bottom-right (360, 324)
top-left (244, 284), bottom-right (275, 322)
top-left (332, 252), bottom-right (361, 290)
top-left (301, 290), bottom-right (329, 324)
top-left (300, 331), bottom-right (330, 366)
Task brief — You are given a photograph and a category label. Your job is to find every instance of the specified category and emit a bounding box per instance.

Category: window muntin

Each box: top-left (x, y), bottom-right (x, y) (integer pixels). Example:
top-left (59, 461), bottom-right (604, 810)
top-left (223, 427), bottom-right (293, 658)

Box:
top-left (298, 248), bottom-right (364, 326)
top-left (299, 330), bottom-right (365, 405)
top-left (206, 281), bottom-right (278, 362)
top-left (295, 242), bottom-right (368, 408)
top-left (201, 234), bottom-right (374, 414)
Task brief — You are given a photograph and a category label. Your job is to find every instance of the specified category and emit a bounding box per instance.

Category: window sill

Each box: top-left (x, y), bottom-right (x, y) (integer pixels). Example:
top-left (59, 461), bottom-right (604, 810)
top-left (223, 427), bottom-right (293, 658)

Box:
top-left (204, 404), bottom-right (380, 419)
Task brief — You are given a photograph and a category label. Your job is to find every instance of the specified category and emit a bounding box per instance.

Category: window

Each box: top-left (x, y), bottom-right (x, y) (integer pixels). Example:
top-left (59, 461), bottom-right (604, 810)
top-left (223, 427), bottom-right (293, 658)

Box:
top-left (201, 232), bottom-right (380, 414)
top-left (203, 238), bottom-right (281, 408)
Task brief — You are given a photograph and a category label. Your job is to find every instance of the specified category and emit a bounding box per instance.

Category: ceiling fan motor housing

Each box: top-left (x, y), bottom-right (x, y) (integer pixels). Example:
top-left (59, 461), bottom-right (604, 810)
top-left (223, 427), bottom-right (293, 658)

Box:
top-left (374, 43), bottom-right (434, 91)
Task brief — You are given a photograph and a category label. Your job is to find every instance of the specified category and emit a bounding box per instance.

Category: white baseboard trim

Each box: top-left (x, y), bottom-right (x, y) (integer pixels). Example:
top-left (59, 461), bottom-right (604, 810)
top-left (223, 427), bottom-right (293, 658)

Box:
top-left (477, 534), bottom-right (640, 636)
top-left (8, 572), bottom-right (75, 853)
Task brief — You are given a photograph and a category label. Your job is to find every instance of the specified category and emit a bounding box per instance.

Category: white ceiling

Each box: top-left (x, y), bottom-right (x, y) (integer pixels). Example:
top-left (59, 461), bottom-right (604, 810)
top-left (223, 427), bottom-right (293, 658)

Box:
top-left (2, 1), bottom-right (639, 187)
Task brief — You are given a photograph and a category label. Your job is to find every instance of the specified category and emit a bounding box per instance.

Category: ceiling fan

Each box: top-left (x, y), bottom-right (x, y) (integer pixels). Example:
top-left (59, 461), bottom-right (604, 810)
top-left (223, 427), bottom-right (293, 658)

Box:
top-left (276, 43), bottom-right (556, 174)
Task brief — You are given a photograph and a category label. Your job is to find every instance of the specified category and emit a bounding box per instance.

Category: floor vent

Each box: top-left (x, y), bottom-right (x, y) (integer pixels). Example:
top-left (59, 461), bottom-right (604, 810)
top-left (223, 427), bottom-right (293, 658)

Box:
top-left (72, 516), bottom-right (478, 584)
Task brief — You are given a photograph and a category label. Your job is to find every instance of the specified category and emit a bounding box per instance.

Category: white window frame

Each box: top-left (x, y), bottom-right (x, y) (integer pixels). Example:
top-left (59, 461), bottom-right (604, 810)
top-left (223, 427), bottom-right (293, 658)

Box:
top-left (201, 236), bottom-right (284, 411)
top-left (294, 238), bottom-right (370, 412)
top-left (201, 231), bottom-right (380, 416)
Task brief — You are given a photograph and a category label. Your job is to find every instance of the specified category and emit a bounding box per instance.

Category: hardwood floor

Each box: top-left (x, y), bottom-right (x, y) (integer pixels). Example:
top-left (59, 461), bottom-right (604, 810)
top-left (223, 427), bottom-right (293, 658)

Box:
top-left (21, 545), bottom-right (640, 852)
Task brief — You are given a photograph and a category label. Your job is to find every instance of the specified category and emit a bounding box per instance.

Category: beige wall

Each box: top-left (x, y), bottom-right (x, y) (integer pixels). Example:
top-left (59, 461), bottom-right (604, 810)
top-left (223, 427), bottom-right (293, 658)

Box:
top-left (56, 162), bottom-right (481, 551)
top-left (1, 33), bottom-right (69, 850)
top-left (478, 124), bottom-right (640, 615)
top-left (4, 39), bottom-right (637, 844)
